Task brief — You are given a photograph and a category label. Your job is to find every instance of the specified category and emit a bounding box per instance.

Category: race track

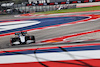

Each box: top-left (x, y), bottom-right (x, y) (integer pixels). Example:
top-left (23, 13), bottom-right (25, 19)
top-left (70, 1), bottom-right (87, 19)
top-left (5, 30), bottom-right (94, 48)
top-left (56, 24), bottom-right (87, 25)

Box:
top-left (0, 11), bottom-right (100, 48)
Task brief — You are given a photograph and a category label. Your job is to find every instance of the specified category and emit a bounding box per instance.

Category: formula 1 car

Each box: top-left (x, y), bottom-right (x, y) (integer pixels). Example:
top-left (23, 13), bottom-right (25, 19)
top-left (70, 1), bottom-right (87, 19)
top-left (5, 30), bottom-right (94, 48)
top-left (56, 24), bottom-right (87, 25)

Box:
top-left (10, 31), bottom-right (35, 46)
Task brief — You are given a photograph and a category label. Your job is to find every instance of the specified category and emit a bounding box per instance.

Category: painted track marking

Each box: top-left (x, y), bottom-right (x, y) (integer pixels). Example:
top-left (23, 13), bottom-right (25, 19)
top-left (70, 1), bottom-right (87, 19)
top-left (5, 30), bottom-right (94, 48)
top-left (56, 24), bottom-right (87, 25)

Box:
top-left (0, 15), bottom-right (92, 37)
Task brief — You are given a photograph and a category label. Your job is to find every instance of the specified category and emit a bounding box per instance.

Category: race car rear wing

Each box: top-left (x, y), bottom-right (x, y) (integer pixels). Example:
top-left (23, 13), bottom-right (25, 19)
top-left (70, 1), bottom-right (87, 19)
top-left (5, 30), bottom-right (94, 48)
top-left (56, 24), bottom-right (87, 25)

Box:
top-left (15, 31), bottom-right (27, 35)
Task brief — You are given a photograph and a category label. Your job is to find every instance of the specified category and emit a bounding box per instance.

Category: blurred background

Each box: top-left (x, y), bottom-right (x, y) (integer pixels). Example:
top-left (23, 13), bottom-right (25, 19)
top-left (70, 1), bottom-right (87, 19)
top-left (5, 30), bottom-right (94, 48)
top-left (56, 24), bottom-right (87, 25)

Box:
top-left (0, 0), bottom-right (97, 15)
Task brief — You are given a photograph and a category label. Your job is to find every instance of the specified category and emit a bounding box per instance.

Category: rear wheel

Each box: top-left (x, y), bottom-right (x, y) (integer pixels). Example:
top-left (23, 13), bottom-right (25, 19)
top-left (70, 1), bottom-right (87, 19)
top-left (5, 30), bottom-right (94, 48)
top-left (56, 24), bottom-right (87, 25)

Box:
top-left (26, 36), bottom-right (35, 43)
top-left (30, 36), bottom-right (35, 43)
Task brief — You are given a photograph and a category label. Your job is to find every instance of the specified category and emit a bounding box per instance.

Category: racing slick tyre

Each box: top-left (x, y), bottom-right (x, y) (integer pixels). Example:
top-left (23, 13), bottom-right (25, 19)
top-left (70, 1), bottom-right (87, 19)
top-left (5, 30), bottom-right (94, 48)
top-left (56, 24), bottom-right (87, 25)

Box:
top-left (30, 36), bottom-right (35, 43)
top-left (26, 36), bottom-right (35, 43)
top-left (10, 38), bottom-right (20, 46)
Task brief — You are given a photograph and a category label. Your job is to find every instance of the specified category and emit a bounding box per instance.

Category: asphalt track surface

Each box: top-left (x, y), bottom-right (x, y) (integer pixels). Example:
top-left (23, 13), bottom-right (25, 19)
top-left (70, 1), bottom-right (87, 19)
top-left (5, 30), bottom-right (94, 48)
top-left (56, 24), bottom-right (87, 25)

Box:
top-left (0, 11), bottom-right (100, 49)
top-left (0, 16), bottom-right (88, 34)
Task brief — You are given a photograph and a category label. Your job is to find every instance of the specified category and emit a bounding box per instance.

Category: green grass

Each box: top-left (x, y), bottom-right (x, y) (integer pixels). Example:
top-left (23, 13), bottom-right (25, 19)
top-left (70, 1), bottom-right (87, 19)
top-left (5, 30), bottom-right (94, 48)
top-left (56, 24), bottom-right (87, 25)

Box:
top-left (34, 6), bottom-right (100, 14)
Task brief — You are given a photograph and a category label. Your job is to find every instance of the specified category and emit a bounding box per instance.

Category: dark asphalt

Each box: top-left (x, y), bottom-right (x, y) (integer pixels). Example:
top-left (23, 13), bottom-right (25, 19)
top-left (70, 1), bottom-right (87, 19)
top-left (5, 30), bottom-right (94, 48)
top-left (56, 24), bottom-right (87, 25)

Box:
top-left (0, 11), bottom-right (100, 49)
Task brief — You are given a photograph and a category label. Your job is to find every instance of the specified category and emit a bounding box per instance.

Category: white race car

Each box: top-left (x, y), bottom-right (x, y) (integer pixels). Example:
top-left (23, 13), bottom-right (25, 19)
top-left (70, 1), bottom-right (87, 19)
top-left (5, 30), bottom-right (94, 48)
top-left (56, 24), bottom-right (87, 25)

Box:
top-left (10, 31), bottom-right (35, 46)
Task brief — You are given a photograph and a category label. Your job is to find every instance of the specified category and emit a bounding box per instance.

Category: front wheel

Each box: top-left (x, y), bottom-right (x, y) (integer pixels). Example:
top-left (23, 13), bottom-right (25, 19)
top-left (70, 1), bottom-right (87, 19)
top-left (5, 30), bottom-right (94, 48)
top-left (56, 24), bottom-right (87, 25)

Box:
top-left (10, 38), bottom-right (20, 46)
